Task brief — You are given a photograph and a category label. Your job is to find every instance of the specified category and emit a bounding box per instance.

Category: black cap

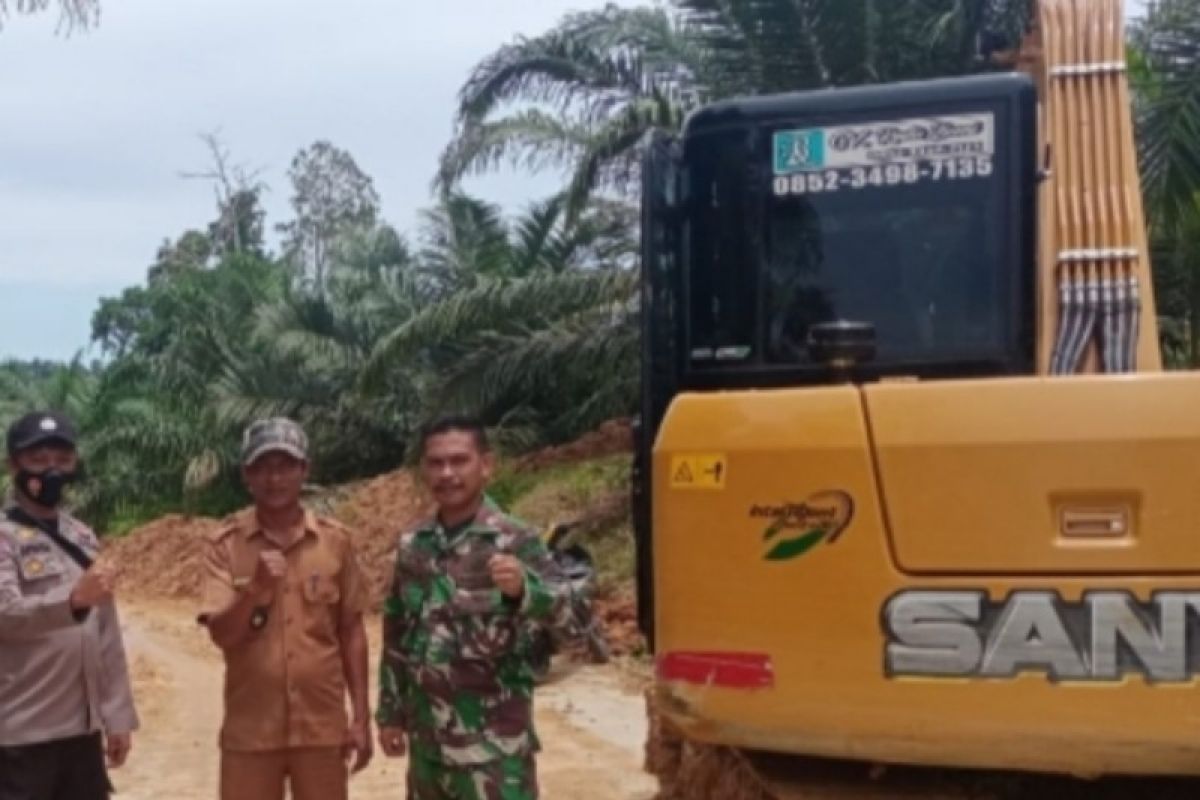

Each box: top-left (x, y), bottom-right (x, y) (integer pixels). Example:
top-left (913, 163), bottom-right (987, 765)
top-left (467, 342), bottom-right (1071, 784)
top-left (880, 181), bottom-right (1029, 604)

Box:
top-left (6, 411), bottom-right (79, 456)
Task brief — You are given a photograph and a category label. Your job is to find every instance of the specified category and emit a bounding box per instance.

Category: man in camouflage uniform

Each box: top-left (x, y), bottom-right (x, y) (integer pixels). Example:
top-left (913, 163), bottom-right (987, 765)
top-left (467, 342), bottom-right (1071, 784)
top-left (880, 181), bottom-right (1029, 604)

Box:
top-left (376, 416), bottom-right (581, 799)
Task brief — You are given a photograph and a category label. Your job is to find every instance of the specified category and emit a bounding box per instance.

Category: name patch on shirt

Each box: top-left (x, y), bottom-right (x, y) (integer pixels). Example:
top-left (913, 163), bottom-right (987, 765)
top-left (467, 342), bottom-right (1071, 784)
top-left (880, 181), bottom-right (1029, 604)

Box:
top-left (18, 548), bottom-right (64, 581)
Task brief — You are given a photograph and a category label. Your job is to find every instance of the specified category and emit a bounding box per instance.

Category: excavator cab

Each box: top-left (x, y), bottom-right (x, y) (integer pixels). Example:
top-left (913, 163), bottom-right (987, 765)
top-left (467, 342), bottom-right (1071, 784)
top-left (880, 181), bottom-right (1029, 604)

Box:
top-left (635, 70), bottom-right (1041, 645)
top-left (684, 75), bottom-right (1036, 383)
top-left (633, 1), bottom-right (1200, 794)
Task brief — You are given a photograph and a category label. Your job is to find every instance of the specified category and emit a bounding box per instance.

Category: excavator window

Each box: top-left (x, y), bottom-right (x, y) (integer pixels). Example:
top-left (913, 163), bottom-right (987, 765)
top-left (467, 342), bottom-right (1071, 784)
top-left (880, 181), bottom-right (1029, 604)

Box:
top-left (763, 187), bottom-right (1001, 362)
top-left (674, 74), bottom-right (1038, 386)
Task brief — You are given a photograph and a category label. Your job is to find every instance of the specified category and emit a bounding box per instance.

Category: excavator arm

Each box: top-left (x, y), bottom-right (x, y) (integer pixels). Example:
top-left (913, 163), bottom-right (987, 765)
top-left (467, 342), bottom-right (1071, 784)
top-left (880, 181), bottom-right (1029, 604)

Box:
top-left (1015, 0), bottom-right (1161, 373)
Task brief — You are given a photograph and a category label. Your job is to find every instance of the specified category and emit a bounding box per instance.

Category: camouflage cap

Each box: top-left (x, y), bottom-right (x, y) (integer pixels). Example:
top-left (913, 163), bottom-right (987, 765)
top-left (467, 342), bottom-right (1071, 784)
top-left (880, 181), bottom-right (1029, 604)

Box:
top-left (241, 417), bottom-right (309, 466)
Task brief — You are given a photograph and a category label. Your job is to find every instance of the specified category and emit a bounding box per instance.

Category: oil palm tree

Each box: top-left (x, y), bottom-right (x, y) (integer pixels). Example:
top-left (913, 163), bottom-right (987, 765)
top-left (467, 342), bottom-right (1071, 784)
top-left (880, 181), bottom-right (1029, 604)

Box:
top-left (438, 0), bottom-right (1034, 215)
top-left (364, 191), bottom-right (639, 445)
top-left (1130, 0), bottom-right (1200, 364)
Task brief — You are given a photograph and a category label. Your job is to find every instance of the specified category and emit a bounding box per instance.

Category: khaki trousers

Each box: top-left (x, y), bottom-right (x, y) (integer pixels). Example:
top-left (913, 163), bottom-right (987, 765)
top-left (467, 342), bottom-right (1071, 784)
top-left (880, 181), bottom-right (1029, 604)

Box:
top-left (219, 747), bottom-right (346, 800)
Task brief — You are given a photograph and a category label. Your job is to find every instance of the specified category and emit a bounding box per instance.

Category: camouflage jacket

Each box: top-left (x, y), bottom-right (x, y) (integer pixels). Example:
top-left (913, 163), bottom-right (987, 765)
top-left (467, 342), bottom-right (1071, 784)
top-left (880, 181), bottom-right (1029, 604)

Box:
top-left (376, 501), bottom-right (580, 765)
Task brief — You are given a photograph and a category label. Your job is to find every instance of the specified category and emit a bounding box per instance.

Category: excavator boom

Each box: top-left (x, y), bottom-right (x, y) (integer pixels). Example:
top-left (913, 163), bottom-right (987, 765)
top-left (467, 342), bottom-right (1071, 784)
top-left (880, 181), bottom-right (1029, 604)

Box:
top-left (1024, 0), bottom-right (1161, 373)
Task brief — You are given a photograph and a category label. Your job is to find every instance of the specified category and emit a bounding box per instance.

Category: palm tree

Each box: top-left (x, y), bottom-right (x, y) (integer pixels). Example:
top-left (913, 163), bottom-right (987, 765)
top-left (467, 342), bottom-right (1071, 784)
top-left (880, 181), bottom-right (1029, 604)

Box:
top-left (1130, 0), bottom-right (1200, 364)
top-left (0, 355), bottom-right (95, 422)
top-left (364, 191), bottom-right (639, 446)
top-left (210, 225), bottom-right (425, 481)
top-left (417, 194), bottom-right (513, 292)
top-left (437, 5), bottom-right (698, 219)
top-left (438, 1), bottom-right (1034, 215)
top-left (419, 191), bottom-right (635, 288)
top-left (0, 357), bottom-right (98, 501)
top-left (364, 268), bottom-right (638, 447)
top-left (1133, 0), bottom-right (1200, 222)
top-left (71, 251), bottom-right (290, 524)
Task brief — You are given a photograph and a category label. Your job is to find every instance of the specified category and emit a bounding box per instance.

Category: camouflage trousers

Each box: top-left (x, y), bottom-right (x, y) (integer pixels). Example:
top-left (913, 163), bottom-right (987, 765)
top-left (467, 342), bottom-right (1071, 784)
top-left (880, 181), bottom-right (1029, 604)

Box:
top-left (406, 754), bottom-right (538, 800)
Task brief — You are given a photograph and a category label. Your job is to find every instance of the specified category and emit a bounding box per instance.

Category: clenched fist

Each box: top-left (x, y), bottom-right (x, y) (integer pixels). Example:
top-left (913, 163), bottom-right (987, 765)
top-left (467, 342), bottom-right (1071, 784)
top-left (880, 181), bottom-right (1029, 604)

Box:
top-left (488, 554), bottom-right (526, 600)
top-left (250, 550), bottom-right (287, 596)
top-left (70, 564), bottom-right (115, 610)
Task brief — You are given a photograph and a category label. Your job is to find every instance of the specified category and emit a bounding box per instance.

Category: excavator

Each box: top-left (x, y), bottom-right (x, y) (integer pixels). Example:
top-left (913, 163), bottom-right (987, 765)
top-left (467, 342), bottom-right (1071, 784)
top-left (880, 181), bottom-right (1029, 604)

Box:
top-left (632, 0), bottom-right (1200, 796)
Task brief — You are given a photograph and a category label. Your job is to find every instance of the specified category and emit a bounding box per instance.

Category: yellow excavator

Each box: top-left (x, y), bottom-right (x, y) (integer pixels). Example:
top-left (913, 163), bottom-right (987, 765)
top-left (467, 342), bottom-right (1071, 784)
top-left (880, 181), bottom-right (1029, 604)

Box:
top-left (632, 0), bottom-right (1200, 795)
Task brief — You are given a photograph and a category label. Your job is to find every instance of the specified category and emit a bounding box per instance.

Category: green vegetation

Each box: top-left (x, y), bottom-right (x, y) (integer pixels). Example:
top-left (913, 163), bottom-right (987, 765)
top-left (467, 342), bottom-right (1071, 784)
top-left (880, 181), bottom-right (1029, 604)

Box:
top-left (1131, 0), bottom-right (1200, 366)
top-left (1, 0), bottom-right (1197, 532)
top-left (504, 455), bottom-right (633, 591)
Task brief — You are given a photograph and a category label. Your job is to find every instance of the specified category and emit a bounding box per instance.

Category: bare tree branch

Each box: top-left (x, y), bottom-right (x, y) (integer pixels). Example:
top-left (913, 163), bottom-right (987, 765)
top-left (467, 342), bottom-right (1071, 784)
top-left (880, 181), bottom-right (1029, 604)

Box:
top-left (0, 0), bottom-right (99, 32)
top-left (180, 130), bottom-right (269, 257)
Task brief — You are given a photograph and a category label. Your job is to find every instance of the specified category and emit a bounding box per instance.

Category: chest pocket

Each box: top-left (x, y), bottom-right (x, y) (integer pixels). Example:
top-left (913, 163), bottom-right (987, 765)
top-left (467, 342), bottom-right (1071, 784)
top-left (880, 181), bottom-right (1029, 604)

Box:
top-left (16, 541), bottom-right (67, 585)
top-left (444, 543), bottom-right (517, 661)
top-left (301, 572), bottom-right (342, 642)
top-left (302, 573), bottom-right (341, 605)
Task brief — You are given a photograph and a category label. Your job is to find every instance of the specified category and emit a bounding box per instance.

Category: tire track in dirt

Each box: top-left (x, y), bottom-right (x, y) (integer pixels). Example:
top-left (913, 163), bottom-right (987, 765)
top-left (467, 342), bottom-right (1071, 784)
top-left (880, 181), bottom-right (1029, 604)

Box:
top-left (111, 598), bottom-right (657, 799)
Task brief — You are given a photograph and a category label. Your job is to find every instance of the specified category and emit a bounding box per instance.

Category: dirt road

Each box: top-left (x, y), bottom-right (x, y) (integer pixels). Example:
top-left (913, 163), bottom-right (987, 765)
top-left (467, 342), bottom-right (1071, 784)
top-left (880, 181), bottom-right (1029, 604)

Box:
top-left (110, 598), bottom-right (658, 800)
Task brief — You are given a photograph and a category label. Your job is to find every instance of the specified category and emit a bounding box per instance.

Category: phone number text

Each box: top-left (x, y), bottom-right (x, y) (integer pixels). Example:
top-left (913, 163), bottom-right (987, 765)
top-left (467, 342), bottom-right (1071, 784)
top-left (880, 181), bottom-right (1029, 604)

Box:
top-left (772, 156), bottom-right (994, 197)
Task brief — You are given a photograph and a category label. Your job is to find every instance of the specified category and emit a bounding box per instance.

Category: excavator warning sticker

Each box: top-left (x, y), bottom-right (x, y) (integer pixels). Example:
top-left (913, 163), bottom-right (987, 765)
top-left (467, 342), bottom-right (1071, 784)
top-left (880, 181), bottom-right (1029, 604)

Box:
top-left (771, 112), bottom-right (995, 197)
top-left (670, 454), bottom-right (727, 490)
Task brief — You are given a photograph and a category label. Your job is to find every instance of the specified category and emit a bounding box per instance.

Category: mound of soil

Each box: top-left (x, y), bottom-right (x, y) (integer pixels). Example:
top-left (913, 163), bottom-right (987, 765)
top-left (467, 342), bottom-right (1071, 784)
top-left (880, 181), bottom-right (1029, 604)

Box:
top-left (105, 514), bottom-right (227, 600)
top-left (512, 418), bottom-right (633, 472)
top-left (331, 468), bottom-right (433, 602)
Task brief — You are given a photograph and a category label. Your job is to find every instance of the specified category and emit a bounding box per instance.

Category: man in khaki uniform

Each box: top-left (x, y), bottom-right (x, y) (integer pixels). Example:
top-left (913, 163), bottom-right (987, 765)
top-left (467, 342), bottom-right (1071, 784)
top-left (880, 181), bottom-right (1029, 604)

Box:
top-left (198, 418), bottom-right (372, 800)
top-left (0, 411), bottom-right (139, 800)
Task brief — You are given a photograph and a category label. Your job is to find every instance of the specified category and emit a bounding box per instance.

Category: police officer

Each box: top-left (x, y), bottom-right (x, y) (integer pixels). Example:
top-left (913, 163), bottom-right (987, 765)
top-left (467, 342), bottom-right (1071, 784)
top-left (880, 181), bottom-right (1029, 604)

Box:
top-left (0, 411), bottom-right (139, 800)
top-left (376, 415), bottom-right (582, 800)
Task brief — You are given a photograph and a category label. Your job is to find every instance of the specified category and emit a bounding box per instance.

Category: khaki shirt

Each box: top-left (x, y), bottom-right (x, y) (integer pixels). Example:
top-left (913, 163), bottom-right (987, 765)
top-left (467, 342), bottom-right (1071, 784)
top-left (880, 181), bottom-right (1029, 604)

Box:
top-left (0, 505), bottom-right (139, 747)
top-left (199, 509), bottom-right (368, 752)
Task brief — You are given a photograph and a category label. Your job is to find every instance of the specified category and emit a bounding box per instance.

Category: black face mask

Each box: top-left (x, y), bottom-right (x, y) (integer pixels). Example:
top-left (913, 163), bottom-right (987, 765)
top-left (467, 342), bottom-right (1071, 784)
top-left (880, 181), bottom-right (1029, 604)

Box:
top-left (15, 468), bottom-right (78, 508)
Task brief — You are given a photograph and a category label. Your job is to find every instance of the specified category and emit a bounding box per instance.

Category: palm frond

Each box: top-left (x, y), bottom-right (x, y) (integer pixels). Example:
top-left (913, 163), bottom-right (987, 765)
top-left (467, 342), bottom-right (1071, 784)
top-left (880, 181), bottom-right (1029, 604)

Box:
top-left (1132, 0), bottom-right (1200, 229)
top-left (434, 304), bottom-right (638, 414)
top-left (362, 269), bottom-right (636, 390)
top-left (418, 193), bottom-right (512, 291)
top-left (435, 110), bottom-right (591, 191)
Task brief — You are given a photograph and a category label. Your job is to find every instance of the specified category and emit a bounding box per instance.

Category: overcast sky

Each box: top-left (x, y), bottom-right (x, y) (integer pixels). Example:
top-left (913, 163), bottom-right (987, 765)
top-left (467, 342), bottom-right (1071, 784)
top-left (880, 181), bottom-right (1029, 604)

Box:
top-left (0, 0), bottom-right (637, 362)
top-left (0, 0), bottom-right (1149, 363)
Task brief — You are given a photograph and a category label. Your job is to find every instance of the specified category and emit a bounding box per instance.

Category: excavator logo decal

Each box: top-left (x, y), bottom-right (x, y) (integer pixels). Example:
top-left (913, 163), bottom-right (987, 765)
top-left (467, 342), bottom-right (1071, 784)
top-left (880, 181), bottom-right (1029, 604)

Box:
top-left (774, 129), bottom-right (826, 173)
top-left (884, 590), bottom-right (1200, 683)
top-left (751, 490), bottom-right (854, 561)
top-left (773, 113), bottom-right (994, 177)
